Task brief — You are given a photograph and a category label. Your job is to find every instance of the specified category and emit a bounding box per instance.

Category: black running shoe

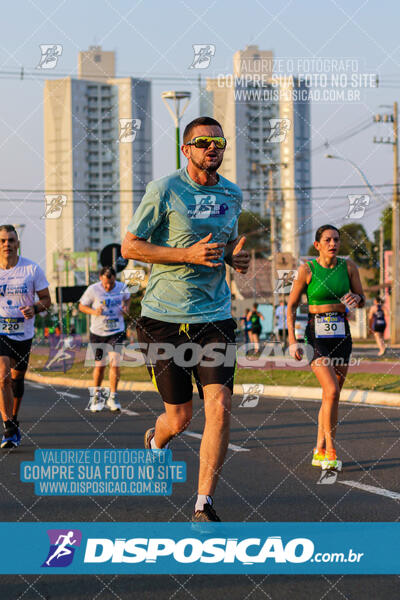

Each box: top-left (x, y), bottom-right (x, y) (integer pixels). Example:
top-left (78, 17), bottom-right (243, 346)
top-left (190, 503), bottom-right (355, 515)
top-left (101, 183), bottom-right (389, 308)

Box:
top-left (144, 427), bottom-right (155, 449)
top-left (192, 503), bottom-right (221, 522)
top-left (1, 420), bottom-right (19, 449)
top-left (12, 418), bottom-right (21, 445)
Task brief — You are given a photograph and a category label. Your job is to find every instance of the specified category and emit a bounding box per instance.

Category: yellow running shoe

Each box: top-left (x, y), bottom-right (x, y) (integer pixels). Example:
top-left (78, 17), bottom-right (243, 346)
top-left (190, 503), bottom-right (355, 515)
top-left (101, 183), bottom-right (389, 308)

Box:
top-left (321, 450), bottom-right (342, 471)
top-left (312, 448), bottom-right (326, 467)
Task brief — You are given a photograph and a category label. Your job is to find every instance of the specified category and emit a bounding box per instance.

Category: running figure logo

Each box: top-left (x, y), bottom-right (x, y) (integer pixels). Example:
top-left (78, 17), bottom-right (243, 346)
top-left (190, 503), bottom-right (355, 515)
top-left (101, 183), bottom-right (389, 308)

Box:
top-left (42, 529), bottom-right (82, 567)
top-left (345, 194), bottom-right (370, 219)
top-left (44, 334), bottom-right (81, 372)
top-left (36, 45), bottom-right (63, 69)
top-left (188, 195), bottom-right (228, 219)
top-left (42, 195), bottom-right (67, 219)
top-left (119, 119), bottom-right (141, 143)
top-left (267, 118), bottom-right (291, 143)
top-left (239, 383), bottom-right (264, 408)
top-left (274, 269), bottom-right (298, 294)
top-left (86, 387), bottom-right (110, 411)
top-left (189, 44), bottom-right (216, 69)
top-left (122, 269), bottom-right (145, 293)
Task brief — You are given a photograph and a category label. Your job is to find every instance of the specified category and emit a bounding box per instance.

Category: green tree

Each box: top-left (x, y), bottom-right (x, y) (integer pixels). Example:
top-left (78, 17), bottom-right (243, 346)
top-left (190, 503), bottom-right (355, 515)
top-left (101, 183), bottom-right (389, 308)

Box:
top-left (339, 223), bottom-right (375, 266)
top-left (125, 288), bottom-right (145, 329)
top-left (238, 211), bottom-right (270, 256)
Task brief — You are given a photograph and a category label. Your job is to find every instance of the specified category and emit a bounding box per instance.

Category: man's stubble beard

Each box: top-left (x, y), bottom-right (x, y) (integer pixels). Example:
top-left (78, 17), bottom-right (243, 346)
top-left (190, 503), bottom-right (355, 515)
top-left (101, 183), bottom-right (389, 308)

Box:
top-left (190, 154), bottom-right (223, 173)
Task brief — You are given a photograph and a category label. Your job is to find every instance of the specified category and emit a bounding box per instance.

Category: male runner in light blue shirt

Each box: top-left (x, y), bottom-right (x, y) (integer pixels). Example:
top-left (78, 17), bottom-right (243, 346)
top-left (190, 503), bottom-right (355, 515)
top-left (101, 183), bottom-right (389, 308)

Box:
top-left (122, 117), bottom-right (250, 521)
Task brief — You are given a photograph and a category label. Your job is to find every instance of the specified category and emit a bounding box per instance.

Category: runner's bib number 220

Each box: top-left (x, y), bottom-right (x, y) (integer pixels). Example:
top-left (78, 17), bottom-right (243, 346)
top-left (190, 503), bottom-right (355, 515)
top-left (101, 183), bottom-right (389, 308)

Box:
top-left (315, 314), bottom-right (345, 338)
top-left (0, 316), bottom-right (25, 336)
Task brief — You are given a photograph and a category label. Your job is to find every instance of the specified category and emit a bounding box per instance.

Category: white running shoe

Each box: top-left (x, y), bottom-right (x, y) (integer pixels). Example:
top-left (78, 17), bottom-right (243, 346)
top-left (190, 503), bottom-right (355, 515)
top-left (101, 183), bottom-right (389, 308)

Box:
top-left (90, 394), bottom-right (105, 412)
top-left (106, 395), bottom-right (121, 412)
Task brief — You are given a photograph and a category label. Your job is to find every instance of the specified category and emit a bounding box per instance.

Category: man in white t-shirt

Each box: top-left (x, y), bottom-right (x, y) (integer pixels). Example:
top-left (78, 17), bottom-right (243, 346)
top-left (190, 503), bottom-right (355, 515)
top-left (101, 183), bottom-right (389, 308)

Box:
top-left (79, 267), bottom-right (130, 412)
top-left (0, 225), bottom-right (51, 448)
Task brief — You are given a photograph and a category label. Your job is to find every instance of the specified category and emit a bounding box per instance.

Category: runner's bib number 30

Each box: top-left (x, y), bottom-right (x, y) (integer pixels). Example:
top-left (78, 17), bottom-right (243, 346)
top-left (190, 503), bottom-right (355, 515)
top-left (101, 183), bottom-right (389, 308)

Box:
top-left (315, 314), bottom-right (345, 338)
top-left (0, 316), bottom-right (25, 336)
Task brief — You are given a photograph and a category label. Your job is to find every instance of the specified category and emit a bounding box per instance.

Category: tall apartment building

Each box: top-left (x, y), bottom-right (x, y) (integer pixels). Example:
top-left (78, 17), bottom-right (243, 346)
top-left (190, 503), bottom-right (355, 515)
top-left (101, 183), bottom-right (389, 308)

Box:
top-left (44, 46), bottom-right (152, 286)
top-left (200, 45), bottom-right (311, 257)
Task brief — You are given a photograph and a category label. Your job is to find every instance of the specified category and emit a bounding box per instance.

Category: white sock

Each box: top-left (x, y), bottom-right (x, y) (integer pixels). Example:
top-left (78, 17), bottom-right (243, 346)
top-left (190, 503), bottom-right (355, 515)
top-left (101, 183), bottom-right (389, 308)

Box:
top-left (195, 494), bottom-right (213, 512)
top-left (150, 437), bottom-right (169, 450)
top-left (110, 392), bottom-right (116, 399)
top-left (150, 437), bottom-right (159, 450)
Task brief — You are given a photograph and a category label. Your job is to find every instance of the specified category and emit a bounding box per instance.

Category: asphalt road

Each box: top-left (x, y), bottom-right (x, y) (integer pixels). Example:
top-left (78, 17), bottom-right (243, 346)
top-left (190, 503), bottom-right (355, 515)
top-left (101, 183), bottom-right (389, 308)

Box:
top-left (1, 383), bottom-right (399, 599)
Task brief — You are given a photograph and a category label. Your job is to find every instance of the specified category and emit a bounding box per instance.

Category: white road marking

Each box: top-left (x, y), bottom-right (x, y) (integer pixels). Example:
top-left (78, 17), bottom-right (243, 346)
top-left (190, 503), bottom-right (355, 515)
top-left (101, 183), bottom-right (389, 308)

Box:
top-left (317, 469), bottom-right (338, 485)
top-left (120, 408), bottom-right (139, 416)
top-left (274, 395), bottom-right (400, 411)
top-left (183, 430), bottom-right (249, 452)
top-left (58, 392), bottom-right (80, 398)
top-left (28, 382), bottom-right (45, 389)
top-left (339, 480), bottom-right (400, 501)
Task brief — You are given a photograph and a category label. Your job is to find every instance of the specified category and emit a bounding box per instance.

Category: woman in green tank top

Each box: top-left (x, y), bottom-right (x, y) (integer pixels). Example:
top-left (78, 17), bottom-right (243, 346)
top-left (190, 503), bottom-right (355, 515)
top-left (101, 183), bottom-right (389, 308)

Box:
top-left (287, 225), bottom-right (365, 471)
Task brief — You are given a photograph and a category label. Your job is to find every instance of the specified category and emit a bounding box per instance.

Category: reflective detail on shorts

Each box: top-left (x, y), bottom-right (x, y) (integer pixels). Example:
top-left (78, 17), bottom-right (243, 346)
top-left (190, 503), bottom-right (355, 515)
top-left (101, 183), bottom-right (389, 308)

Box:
top-left (179, 323), bottom-right (190, 338)
top-left (151, 365), bottom-right (159, 392)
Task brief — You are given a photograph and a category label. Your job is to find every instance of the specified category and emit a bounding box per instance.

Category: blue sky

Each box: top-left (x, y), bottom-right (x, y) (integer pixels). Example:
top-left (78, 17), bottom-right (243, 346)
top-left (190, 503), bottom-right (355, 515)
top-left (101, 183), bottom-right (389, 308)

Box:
top-left (1, 0), bottom-right (399, 261)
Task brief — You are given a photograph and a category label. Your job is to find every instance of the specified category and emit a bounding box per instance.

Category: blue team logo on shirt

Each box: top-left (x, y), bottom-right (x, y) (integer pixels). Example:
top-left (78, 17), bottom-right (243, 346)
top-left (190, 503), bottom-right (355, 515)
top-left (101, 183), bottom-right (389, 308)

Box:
top-left (188, 194), bottom-right (229, 219)
top-left (0, 283), bottom-right (28, 296)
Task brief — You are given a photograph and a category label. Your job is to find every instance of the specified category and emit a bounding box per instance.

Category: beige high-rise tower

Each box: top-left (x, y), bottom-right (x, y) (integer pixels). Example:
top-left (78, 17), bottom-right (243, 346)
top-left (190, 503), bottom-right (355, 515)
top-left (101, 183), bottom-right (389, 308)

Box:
top-left (44, 46), bottom-right (152, 288)
top-left (201, 45), bottom-right (311, 257)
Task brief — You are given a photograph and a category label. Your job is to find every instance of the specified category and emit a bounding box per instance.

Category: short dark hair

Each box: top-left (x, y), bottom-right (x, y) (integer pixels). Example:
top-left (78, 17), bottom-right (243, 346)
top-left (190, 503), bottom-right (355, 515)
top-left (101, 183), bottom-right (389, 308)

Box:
top-left (99, 266), bottom-right (116, 278)
top-left (253, 303), bottom-right (258, 309)
top-left (0, 224), bottom-right (18, 239)
top-left (183, 117), bottom-right (223, 144)
top-left (315, 224), bottom-right (340, 242)
top-left (375, 296), bottom-right (382, 303)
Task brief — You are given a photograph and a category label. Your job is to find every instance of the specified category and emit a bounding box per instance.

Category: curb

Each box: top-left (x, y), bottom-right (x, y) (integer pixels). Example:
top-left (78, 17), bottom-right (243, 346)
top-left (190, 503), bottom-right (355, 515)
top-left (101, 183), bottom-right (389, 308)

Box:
top-left (25, 372), bottom-right (400, 408)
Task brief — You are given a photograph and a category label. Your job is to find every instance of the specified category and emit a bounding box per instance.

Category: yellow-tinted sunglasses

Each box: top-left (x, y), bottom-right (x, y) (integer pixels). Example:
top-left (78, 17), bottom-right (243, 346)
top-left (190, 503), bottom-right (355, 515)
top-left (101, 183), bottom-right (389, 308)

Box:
top-left (186, 136), bottom-right (227, 149)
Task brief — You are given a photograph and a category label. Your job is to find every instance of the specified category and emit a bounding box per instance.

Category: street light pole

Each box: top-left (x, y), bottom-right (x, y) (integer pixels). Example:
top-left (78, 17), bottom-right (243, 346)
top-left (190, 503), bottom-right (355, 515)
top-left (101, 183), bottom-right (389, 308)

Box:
top-left (325, 154), bottom-right (385, 202)
top-left (373, 103), bottom-right (399, 343)
top-left (252, 161), bottom-right (287, 309)
top-left (325, 152), bottom-right (394, 338)
top-left (392, 103), bottom-right (399, 343)
top-left (161, 91), bottom-right (191, 169)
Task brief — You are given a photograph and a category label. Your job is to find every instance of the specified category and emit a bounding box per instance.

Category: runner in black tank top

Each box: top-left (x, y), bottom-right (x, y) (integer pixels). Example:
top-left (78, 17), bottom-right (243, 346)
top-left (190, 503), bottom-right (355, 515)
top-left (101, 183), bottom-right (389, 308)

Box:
top-left (247, 302), bottom-right (264, 353)
top-left (368, 296), bottom-right (386, 356)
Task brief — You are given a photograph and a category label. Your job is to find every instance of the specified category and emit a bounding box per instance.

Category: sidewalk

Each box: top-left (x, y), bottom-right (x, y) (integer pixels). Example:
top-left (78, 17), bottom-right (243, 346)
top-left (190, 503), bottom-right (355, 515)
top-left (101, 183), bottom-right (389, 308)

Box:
top-left (25, 372), bottom-right (400, 408)
top-left (238, 357), bottom-right (400, 374)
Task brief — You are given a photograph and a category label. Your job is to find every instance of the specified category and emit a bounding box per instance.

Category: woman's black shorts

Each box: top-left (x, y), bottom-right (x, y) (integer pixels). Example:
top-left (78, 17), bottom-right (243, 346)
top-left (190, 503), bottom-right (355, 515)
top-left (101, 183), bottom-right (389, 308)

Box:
top-left (136, 316), bottom-right (237, 405)
top-left (304, 312), bottom-right (352, 366)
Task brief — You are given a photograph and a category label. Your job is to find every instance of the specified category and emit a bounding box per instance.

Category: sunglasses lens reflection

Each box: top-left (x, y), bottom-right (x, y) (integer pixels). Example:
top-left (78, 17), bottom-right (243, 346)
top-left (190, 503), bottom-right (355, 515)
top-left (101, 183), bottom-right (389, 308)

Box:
top-left (193, 137), bottom-right (226, 149)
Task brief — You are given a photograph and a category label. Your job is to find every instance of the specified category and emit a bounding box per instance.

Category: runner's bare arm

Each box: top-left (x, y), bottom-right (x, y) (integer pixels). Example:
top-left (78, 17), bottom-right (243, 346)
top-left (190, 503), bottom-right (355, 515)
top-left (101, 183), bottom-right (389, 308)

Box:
top-left (224, 236), bottom-right (250, 274)
top-left (78, 303), bottom-right (102, 316)
top-left (35, 288), bottom-right (51, 312)
top-left (368, 305), bottom-right (375, 329)
top-left (20, 288), bottom-right (51, 319)
top-left (121, 298), bottom-right (131, 315)
top-left (121, 231), bottom-right (225, 268)
top-left (287, 264), bottom-right (308, 343)
top-left (345, 259), bottom-right (365, 308)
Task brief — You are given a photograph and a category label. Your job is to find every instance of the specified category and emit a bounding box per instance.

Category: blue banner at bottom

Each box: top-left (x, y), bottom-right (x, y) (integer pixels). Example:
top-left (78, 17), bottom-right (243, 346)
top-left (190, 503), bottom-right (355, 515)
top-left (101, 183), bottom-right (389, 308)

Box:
top-left (1, 522), bottom-right (399, 574)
